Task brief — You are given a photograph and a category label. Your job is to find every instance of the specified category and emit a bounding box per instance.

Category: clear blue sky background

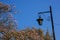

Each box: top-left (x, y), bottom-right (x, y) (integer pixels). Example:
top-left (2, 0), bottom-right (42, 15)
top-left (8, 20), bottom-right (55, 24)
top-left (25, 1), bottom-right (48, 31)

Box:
top-left (0, 0), bottom-right (60, 40)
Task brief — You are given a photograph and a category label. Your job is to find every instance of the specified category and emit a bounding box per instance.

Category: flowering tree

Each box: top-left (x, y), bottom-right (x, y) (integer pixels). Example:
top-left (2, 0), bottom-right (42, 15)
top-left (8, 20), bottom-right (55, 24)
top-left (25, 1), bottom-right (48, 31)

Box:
top-left (0, 2), bottom-right (17, 40)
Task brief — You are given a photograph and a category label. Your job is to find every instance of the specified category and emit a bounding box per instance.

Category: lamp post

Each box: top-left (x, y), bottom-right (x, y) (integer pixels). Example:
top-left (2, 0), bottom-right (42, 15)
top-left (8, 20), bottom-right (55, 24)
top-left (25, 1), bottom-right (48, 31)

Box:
top-left (37, 6), bottom-right (56, 40)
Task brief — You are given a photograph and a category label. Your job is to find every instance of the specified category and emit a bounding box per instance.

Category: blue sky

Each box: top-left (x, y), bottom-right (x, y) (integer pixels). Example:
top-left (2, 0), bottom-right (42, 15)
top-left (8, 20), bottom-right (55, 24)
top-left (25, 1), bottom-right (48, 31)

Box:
top-left (0, 0), bottom-right (60, 40)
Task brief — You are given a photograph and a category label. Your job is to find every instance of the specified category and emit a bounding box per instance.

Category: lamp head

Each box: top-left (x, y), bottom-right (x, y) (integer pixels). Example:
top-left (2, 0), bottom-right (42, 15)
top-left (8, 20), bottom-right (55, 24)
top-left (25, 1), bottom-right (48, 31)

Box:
top-left (37, 17), bottom-right (43, 25)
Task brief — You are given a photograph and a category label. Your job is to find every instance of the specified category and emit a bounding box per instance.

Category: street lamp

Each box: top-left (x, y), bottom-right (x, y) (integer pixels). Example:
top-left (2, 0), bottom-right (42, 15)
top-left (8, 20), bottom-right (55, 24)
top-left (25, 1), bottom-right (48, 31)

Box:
top-left (37, 6), bottom-right (56, 40)
top-left (37, 16), bottom-right (43, 25)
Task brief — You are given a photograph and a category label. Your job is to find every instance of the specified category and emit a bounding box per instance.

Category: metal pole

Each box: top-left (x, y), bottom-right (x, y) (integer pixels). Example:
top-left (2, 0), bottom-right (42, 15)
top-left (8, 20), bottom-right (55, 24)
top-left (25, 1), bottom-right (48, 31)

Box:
top-left (50, 6), bottom-right (56, 40)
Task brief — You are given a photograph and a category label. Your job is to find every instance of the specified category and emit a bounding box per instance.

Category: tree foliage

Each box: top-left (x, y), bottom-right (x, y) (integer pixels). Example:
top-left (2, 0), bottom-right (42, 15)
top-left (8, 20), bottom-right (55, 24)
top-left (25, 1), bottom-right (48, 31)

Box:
top-left (0, 2), bottom-right (17, 40)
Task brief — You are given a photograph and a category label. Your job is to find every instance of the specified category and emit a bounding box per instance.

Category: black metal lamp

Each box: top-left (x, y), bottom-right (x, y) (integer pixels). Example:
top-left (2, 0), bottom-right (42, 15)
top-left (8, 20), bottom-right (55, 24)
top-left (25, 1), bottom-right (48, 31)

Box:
top-left (37, 16), bottom-right (43, 25)
top-left (36, 6), bottom-right (56, 40)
